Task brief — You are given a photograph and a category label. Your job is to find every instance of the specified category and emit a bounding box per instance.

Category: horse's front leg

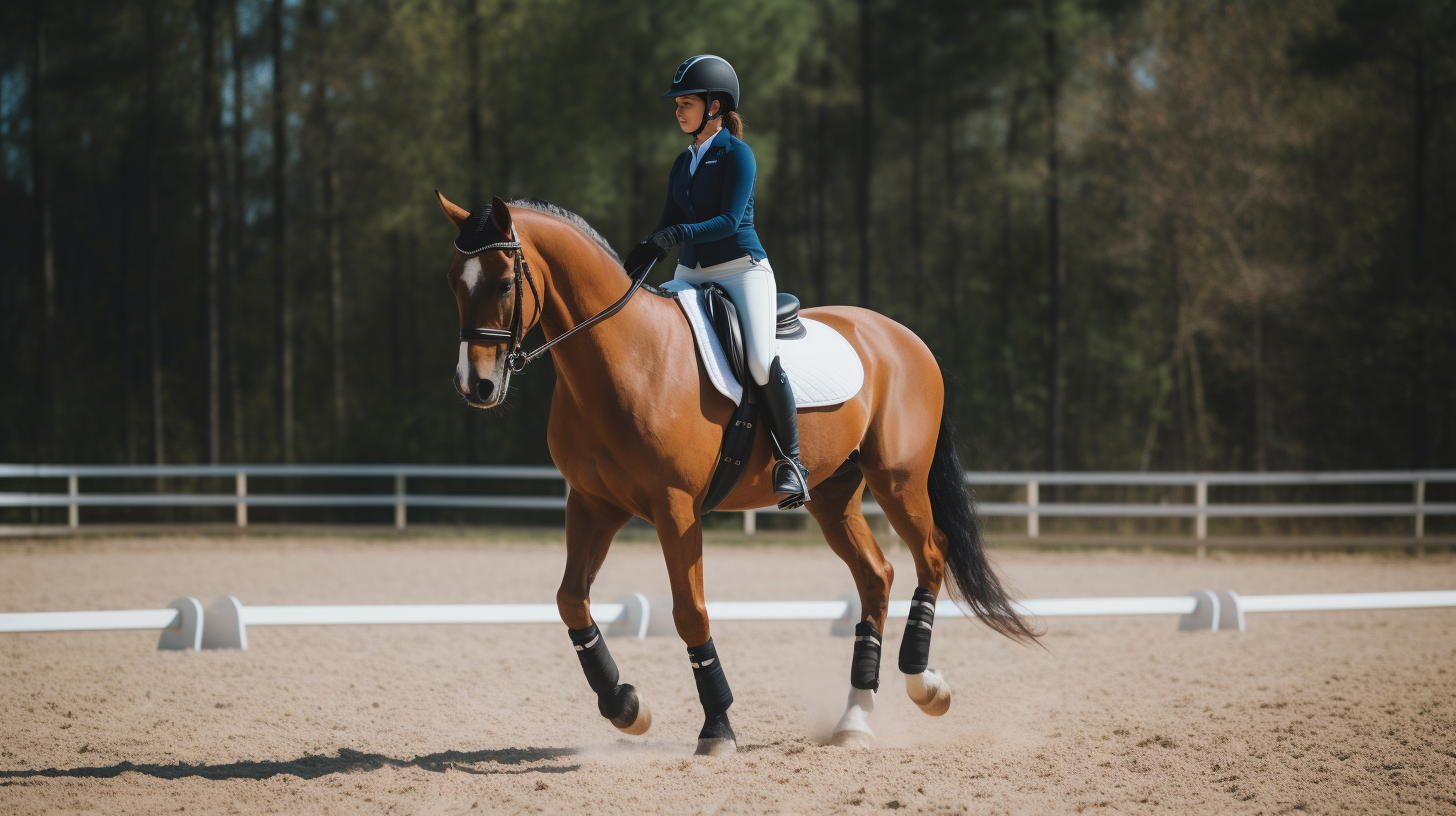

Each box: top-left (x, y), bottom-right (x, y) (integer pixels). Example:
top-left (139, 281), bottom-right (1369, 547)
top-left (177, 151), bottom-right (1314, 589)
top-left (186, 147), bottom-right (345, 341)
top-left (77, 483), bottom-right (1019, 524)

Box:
top-left (556, 490), bottom-right (651, 736)
top-left (654, 493), bottom-right (736, 756)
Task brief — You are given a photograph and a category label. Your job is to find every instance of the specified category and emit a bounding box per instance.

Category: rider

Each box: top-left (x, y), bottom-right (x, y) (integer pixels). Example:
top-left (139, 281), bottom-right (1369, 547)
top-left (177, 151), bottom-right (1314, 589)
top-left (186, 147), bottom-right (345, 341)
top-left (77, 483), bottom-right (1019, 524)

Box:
top-left (623, 54), bottom-right (810, 510)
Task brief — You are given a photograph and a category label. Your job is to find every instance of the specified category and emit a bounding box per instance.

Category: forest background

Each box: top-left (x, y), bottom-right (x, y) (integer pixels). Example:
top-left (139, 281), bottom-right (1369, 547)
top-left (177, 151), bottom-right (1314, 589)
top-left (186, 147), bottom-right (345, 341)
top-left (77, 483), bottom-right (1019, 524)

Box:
top-left (1, 0), bottom-right (1453, 482)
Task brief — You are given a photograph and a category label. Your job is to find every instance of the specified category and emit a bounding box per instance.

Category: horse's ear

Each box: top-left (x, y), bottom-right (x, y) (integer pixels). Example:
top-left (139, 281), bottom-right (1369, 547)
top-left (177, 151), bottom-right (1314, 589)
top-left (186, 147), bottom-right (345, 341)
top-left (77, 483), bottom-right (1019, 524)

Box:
top-left (436, 190), bottom-right (470, 231)
top-left (489, 196), bottom-right (513, 235)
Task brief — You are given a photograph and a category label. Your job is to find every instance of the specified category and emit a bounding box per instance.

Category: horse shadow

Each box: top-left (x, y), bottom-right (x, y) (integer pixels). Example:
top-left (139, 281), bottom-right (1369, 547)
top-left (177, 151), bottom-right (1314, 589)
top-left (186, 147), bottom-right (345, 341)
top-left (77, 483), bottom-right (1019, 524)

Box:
top-left (0, 746), bottom-right (579, 782)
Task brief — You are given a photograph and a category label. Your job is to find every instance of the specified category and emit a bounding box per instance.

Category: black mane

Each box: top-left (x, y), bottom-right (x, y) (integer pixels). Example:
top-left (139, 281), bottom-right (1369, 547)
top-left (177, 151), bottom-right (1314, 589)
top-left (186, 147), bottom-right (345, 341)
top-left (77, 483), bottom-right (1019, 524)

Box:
top-left (507, 198), bottom-right (620, 263)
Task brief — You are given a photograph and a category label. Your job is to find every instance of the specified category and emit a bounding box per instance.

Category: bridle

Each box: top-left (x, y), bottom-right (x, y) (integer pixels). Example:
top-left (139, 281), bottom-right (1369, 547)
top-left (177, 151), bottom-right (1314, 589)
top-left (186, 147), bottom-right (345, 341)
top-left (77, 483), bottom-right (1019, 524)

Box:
top-left (457, 228), bottom-right (656, 373)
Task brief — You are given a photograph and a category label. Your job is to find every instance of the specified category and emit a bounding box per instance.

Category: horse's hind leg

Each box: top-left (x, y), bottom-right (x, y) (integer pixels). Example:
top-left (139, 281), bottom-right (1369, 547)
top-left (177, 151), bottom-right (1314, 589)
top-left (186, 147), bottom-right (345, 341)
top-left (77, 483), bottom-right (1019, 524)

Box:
top-left (804, 460), bottom-right (894, 748)
top-left (859, 457), bottom-right (954, 717)
top-left (556, 490), bottom-right (652, 736)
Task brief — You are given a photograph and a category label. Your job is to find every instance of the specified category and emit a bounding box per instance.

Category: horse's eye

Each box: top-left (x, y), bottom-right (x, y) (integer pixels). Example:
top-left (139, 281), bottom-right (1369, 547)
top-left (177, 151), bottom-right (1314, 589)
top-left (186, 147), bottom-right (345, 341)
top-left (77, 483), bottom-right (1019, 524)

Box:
top-left (496, 279), bottom-right (513, 296)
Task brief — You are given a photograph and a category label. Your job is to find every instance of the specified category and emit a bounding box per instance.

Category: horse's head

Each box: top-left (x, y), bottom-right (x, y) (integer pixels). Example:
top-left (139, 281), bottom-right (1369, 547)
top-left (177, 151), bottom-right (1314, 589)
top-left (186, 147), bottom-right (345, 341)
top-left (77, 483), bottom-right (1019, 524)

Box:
top-left (437, 192), bottom-right (537, 409)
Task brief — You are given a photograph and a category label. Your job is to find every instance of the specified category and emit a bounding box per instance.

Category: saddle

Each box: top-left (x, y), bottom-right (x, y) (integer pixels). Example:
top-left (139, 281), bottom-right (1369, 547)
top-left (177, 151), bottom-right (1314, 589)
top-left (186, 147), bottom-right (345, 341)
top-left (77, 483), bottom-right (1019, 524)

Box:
top-left (699, 285), bottom-right (807, 385)
top-left (696, 285), bottom-right (803, 512)
top-left (668, 282), bottom-right (864, 513)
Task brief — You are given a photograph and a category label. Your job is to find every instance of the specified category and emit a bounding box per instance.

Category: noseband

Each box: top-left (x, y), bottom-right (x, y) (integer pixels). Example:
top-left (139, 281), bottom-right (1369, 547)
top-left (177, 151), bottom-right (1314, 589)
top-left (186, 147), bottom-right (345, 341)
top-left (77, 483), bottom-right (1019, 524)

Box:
top-left (458, 229), bottom-right (656, 373)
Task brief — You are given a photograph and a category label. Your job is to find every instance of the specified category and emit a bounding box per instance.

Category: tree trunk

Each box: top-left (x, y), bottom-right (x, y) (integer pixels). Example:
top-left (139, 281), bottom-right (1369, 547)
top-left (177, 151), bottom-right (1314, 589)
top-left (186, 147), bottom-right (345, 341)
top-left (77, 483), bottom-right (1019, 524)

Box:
top-left (1409, 49), bottom-right (1430, 469)
top-left (813, 62), bottom-right (829, 306)
top-left (1252, 293), bottom-right (1267, 471)
top-left (909, 94), bottom-right (923, 319)
top-left (1187, 332), bottom-right (1212, 468)
top-left (145, 0), bottom-right (165, 467)
top-left (272, 0), bottom-right (294, 462)
top-left (33, 2), bottom-right (54, 327)
top-left (199, 0), bottom-right (223, 464)
top-left (228, 0), bottom-right (245, 463)
top-left (306, 0), bottom-right (346, 449)
top-left (942, 102), bottom-right (959, 344)
top-left (941, 100), bottom-right (964, 430)
top-left (1000, 86), bottom-right (1026, 466)
top-left (856, 0), bottom-right (873, 308)
top-left (1041, 0), bottom-right (1067, 473)
top-left (465, 0), bottom-right (484, 207)
top-left (33, 1), bottom-right (56, 460)
top-left (327, 162), bottom-right (344, 447)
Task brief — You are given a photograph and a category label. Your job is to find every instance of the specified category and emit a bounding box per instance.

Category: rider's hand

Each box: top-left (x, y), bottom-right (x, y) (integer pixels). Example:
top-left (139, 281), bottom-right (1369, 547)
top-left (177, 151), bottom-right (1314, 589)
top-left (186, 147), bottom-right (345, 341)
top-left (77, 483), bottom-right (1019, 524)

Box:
top-left (624, 225), bottom-right (684, 275)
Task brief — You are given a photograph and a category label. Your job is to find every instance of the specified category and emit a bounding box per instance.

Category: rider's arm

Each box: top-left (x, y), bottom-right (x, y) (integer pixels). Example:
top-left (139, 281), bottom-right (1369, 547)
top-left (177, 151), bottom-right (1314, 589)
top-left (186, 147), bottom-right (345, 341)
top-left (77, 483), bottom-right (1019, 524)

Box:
top-left (676, 143), bottom-right (755, 245)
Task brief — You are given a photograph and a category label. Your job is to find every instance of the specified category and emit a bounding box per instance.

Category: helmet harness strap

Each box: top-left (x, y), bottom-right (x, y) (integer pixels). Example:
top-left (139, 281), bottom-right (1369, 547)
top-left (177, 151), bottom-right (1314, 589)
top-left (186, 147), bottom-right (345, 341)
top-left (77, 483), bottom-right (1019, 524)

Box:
top-left (691, 92), bottom-right (721, 139)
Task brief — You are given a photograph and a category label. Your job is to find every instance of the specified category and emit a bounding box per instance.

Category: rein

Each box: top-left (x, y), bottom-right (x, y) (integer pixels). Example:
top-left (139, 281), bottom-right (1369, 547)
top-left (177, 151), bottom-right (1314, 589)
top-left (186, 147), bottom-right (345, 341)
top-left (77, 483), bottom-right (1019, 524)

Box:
top-left (458, 230), bottom-right (656, 373)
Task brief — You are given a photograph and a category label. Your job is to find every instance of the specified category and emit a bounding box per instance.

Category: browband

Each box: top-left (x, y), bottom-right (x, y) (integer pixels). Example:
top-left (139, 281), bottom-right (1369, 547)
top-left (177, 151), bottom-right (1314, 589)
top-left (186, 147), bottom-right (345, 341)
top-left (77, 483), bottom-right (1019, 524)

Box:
top-left (455, 238), bottom-right (521, 256)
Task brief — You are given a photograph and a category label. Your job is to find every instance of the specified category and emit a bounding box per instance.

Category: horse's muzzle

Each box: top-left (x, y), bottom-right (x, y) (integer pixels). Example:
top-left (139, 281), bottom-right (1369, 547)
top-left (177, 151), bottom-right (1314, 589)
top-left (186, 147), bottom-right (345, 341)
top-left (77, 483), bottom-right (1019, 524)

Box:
top-left (473, 379), bottom-right (495, 404)
top-left (460, 371), bottom-right (506, 409)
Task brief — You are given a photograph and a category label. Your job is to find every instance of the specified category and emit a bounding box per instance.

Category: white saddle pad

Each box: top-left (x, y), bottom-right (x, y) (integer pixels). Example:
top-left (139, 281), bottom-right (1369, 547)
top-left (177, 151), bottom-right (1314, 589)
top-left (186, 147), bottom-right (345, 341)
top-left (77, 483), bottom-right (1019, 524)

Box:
top-left (661, 280), bottom-right (864, 408)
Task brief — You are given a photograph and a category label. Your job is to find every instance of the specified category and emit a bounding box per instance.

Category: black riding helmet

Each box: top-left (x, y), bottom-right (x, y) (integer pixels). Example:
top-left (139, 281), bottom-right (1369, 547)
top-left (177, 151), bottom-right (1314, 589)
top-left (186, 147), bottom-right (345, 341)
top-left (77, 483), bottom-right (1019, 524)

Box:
top-left (661, 55), bottom-right (740, 137)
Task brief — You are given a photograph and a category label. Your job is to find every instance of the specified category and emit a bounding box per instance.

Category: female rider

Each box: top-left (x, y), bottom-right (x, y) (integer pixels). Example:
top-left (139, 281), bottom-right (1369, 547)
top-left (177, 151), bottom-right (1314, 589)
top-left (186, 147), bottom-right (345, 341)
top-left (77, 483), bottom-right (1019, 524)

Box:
top-left (623, 54), bottom-right (810, 510)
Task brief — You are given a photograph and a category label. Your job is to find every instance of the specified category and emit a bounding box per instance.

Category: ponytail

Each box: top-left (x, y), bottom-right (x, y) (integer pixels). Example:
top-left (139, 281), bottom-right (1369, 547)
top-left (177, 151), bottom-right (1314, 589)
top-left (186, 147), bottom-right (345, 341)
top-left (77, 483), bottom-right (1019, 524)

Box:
top-left (696, 93), bottom-right (745, 141)
top-left (722, 110), bottom-right (743, 139)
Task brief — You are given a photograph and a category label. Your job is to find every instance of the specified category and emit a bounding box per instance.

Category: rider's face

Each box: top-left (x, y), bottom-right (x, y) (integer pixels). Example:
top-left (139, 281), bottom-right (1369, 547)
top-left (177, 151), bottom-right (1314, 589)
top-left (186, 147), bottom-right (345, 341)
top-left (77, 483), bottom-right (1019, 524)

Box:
top-left (674, 95), bottom-right (719, 134)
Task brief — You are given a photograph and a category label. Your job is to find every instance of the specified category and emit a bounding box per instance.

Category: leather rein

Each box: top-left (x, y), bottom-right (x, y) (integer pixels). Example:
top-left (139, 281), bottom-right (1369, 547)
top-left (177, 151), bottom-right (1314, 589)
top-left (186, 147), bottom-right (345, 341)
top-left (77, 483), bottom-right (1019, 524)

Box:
top-left (458, 229), bottom-right (656, 373)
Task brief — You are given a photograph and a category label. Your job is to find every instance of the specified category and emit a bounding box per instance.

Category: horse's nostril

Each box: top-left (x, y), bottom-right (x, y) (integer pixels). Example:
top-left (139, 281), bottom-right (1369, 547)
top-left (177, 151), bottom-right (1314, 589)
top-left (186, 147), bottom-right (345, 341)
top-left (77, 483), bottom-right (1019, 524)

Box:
top-left (474, 379), bottom-right (495, 403)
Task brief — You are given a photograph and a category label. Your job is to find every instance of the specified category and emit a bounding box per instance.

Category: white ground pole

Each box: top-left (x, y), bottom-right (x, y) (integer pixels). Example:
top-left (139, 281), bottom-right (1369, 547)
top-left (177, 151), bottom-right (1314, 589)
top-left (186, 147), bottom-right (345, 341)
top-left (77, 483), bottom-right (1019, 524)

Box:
top-left (0, 597), bottom-right (203, 650)
top-left (3, 591), bottom-right (1454, 650)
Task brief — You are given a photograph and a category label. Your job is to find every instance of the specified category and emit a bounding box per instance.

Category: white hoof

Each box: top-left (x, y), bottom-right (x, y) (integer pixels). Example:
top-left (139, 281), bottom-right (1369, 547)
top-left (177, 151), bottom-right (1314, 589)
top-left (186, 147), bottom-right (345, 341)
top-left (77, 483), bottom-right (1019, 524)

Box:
top-left (830, 687), bottom-right (876, 748)
top-left (611, 691), bottom-right (651, 736)
top-left (695, 738), bottom-right (737, 756)
top-left (905, 668), bottom-right (952, 717)
top-left (829, 729), bottom-right (874, 749)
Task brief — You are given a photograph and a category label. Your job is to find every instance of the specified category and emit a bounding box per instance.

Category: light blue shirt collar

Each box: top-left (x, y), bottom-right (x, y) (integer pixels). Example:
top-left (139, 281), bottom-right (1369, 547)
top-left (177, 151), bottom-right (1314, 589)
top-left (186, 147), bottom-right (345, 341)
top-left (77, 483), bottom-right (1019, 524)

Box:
top-left (688, 128), bottom-right (724, 176)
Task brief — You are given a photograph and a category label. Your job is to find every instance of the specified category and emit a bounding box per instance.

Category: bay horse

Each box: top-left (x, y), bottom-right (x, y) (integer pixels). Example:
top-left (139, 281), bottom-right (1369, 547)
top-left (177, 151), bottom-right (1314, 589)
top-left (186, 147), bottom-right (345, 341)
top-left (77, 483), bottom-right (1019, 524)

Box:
top-left (437, 193), bottom-right (1036, 754)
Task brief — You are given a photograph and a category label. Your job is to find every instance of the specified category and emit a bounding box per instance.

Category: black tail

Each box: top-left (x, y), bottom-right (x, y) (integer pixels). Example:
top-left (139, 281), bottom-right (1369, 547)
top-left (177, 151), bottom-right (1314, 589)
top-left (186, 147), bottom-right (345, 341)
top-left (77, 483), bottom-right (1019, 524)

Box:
top-left (927, 412), bottom-right (1041, 644)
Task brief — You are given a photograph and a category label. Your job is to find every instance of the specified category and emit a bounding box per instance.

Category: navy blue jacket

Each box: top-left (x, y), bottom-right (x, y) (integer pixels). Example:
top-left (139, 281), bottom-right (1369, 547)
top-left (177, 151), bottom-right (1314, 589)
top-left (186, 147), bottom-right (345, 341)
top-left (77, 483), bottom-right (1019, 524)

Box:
top-left (655, 129), bottom-right (767, 268)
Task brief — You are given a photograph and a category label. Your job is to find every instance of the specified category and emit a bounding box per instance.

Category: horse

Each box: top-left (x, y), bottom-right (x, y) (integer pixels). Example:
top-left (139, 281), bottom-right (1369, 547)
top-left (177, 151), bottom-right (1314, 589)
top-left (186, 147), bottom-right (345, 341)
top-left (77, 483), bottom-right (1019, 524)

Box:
top-left (437, 192), bottom-right (1037, 754)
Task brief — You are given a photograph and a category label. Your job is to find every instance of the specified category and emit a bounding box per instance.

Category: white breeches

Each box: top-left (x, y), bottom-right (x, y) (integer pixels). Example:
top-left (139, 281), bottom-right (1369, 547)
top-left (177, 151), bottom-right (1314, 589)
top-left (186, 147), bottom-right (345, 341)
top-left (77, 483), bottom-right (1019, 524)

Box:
top-left (675, 255), bottom-right (778, 386)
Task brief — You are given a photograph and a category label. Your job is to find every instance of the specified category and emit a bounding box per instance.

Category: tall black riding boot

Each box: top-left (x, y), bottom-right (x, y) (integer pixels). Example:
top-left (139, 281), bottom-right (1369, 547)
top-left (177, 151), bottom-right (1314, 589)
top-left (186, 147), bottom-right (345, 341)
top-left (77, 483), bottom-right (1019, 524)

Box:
top-left (761, 356), bottom-right (810, 510)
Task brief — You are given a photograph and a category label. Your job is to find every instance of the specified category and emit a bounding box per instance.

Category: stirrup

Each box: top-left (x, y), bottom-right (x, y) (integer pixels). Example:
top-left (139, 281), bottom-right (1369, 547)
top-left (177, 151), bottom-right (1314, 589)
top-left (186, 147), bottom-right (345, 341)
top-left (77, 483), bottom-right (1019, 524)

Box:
top-left (773, 459), bottom-right (809, 510)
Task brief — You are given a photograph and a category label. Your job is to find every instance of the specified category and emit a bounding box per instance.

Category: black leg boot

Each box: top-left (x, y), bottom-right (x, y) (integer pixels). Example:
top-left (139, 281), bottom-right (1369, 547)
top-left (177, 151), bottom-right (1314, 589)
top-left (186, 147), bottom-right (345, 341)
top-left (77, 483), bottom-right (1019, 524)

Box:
top-left (760, 356), bottom-right (810, 510)
top-left (568, 624), bottom-right (652, 734)
top-left (688, 638), bottom-right (737, 756)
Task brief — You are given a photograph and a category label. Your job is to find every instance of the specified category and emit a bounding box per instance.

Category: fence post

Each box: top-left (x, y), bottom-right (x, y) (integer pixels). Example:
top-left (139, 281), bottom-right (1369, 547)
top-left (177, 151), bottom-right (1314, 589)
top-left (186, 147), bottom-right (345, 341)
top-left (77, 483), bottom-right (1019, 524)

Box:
top-left (235, 472), bottom-right (248, 528)
top-left (1415, 480), bottom-right (1425, 539)
top-left (395, 474), bottom-right (406, 531)
top-left (1026, 481), bottom-right (1039, 538)
top-left (1195, 480), bottom-right (1208, 543)
top-left (744, 509), bottom-right (756, 535)
top-left (68, 475), bottom-right (79, 529)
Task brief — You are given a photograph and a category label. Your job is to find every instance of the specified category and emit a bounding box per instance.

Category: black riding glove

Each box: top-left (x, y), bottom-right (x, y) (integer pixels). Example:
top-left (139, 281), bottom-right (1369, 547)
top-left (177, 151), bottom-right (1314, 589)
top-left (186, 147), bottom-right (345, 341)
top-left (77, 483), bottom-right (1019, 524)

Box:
top-left (624, 225), bottom-right (685, 276)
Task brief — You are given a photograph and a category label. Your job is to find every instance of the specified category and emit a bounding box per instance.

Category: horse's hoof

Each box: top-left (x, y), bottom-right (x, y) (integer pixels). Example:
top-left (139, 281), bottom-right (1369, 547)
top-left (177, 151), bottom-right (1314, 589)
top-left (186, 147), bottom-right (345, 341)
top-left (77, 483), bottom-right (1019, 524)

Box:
top-left (831, 688), bottom-right (875, 747)
top-left (610, 687), bottom-right (651, 735)
top-left (905, 668), bottom-right (952, 717)
top-left (694, 738), bottom-right (737, 756)
top-left (829, 728), bottom-right (875, 749)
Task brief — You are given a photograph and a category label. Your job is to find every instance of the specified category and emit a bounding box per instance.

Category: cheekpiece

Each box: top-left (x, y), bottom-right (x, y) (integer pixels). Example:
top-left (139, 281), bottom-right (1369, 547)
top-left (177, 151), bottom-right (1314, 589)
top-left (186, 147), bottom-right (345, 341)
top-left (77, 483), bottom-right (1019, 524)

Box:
top-left (455, 204), bottom-right (521, 255)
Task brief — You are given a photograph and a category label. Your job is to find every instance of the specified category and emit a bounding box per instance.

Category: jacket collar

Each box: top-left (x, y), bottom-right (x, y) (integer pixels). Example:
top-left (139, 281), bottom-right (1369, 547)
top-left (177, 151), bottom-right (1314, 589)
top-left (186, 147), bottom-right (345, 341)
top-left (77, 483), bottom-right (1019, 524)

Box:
top-left (686, 127), bottom-right (728, 158)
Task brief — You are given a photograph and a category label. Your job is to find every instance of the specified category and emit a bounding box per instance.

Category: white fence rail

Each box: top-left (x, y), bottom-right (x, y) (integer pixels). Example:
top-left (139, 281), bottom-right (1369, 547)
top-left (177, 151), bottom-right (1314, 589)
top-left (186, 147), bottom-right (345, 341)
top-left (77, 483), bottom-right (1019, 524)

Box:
top-left (2, 464), bottom-right (1453, 540)
top-left (3, 590), bottom-right (1454, 651)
